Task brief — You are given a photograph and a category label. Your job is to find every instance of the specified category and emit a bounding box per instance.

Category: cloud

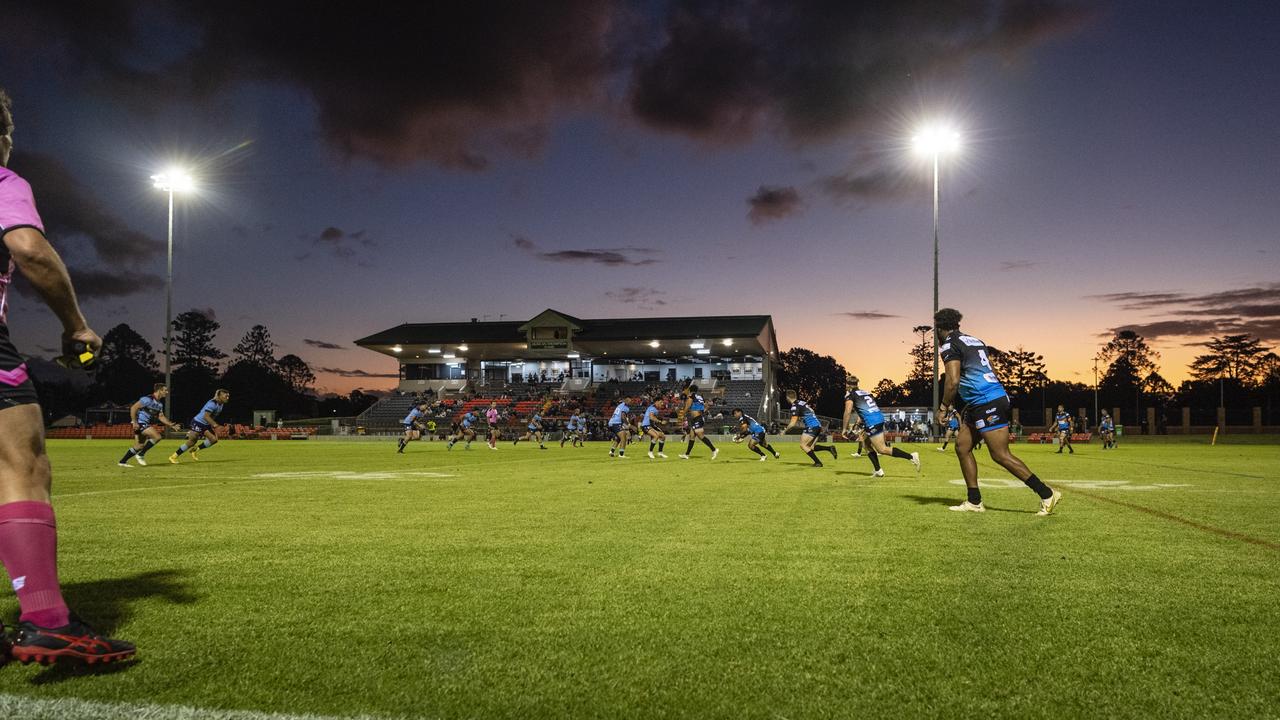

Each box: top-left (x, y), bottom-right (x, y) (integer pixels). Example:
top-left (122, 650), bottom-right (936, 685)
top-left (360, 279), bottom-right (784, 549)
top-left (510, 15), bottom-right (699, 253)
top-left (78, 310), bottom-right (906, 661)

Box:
top-left (12, 2), bottom-right (1094, 168)
top-left (11, 267), bottom-right (165, 300)
top-left (747, 186), bottom-right (803, 224)
top-left (605, 287), bottom-right (669, 309)
top-left (303, 226), bottom-right (377, 265)
top-left (837, 311), bottom-right (901, 320)
top-left (6, 153), bottom-right (163, 262)
top-left (1093, 284), bottom-right (1280, 342)
top-left (304, 339), bottom-right (346, 350)
top-left (513, 236), bottom-right (659, 266)
top-left (316, 367), bottom-right (400, 378)
top-left (630, 1), bottom-right (1096, 144)
top-left (998, 260), bottom-right (1039, 271)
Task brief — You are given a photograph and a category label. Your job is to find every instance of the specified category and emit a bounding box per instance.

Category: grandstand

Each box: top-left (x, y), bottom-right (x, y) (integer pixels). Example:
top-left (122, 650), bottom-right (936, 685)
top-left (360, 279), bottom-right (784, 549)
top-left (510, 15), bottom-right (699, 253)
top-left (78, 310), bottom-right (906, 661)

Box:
top-left (355, 309), bottom-right (779, 428)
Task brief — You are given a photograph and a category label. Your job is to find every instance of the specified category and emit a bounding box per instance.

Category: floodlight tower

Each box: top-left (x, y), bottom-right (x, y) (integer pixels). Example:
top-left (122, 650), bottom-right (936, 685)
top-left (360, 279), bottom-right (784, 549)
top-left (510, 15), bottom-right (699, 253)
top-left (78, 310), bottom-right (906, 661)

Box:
top-left (151, 168), bottom-right (195, 417)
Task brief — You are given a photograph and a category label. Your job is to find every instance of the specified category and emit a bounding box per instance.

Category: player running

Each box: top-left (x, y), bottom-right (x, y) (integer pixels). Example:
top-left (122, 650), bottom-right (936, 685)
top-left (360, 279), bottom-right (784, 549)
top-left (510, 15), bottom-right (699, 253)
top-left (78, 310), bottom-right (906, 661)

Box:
top-left (937, 408), bottom-right (960, 452)
top-left (447, 411), bottom-right (478, 450)
top-left (732, 408), bottom-right (779, 461)
top-left (118, 384), bottom-right (181, 467)
top-left (641, 398), bottom-right (668, 459)
top-left (485, 402), bottom-right (502, 450)
top-left (1099, 411), bottom-right (1116, 449)
top-left (561, 410), bottom-right (583, 448)
top-left (842, 376), bottom-right (920, 477)
top-left (169, 389), bottom-right (230, 462)
top-left (1052, 405), bottom-right (1074, 454)
top-left (0, 87), bottom-right (135, 663)
top-left (396, 402), bottom-right (429, 453)
top-left (607, 398), bottom-right (631, 458)
top-left (785, 390), bottom-right (837, 467)
top-left (678, 384), bottom-right (718, 460)
top-left (934, 308), bottom-right (1061, 516)
top-left (513, 411), bottom-right (547, 449)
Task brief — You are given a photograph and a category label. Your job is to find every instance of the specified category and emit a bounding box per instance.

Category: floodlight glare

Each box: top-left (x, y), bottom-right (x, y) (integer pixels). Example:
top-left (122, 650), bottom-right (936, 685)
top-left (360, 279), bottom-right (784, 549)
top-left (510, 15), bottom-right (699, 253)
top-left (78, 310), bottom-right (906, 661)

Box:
top-left (912, 126), bottom-right (961, 156)
top-left (391, 345), bottom-right (403, 353)
top-left (649, 340), bottom-right (660, 348)
top-left (151, 168), bottom-right (195, 193)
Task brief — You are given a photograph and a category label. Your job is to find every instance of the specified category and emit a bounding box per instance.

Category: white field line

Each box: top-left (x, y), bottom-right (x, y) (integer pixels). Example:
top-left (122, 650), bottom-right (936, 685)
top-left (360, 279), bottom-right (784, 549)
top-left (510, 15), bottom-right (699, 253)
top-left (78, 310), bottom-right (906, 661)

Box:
top-left (0, 694), bottom-right (417, 720)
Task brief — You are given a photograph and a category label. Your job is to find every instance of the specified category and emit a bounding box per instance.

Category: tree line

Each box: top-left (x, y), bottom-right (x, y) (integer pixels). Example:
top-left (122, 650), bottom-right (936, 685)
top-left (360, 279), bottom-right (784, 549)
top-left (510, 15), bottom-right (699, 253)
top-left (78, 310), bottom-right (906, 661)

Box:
top-left (30, 310), bottom-right (380, 425)
top-left (777, 329), bottom-right (1280, 427)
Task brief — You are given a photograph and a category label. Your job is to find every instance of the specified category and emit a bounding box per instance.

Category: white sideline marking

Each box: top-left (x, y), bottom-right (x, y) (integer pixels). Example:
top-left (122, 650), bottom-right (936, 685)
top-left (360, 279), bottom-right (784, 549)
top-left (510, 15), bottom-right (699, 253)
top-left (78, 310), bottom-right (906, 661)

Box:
top-left (251, 471), bottom-right (455, 481)
top-left (948, 479), bottom-right (1191, 491)
top-left (0, 694), bottom-right (414, 720)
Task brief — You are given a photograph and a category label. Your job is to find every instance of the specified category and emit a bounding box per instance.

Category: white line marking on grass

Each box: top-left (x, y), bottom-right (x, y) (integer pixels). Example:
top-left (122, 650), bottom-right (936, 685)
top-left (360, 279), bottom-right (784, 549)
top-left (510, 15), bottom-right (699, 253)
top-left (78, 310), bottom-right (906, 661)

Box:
top-left (251, 471), bottom-right (456, 481)
top-left (52, 477), bottom-right (292, 499)
top-left (0, 694), bottom-right (417, 720)
top-left (947, 479), bottom-right (1190, 491)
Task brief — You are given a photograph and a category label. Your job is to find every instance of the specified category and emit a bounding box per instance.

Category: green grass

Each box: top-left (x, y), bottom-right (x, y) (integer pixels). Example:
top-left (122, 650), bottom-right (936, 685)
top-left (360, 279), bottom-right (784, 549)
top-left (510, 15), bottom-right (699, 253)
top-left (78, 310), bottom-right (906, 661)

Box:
top-left (2, 437), bottom-right (1279, 719)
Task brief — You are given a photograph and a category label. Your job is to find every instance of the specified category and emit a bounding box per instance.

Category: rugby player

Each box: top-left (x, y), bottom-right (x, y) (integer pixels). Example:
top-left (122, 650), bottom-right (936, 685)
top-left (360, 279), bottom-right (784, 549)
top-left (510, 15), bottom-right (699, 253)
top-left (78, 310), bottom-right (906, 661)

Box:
top-left (608, 398), bottom-right (631, 458)
top-left (119, 384), bottom-right (181, 466)
top-left (169, 389), bottom-right (229, 462)
top-left (1053, 404), bottom-right (1074, 454)
top-left (843, 376), bottom-right (920, 477)
top-left (784, 390), bottom-right (836, 467)
top-left (396, 402), bottom-right (429, 453)
top-left (937, 408), bottom-right (960, 452)
top-left (641, 398), bottom-right (668, 459)
top-left (678, 384), bottom-right (718, 460)
top-left (731, 408), bottom-right (779, 461)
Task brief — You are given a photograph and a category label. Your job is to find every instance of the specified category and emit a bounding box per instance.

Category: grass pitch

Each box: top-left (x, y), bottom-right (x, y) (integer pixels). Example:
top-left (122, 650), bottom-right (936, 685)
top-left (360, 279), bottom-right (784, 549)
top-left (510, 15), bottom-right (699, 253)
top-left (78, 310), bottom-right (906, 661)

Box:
top-left (1, 436), bottom-right (1278, 719)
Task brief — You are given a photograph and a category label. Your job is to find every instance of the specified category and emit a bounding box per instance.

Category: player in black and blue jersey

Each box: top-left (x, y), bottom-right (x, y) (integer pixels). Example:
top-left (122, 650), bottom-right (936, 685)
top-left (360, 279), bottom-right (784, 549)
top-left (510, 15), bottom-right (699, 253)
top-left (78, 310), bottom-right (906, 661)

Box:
top-left (608, 399), bottom-right (631, 458)
top-left (937, 408), bottom-right (960, 452)
top-left (396, 402), bottom-right (429, 453)
top-left (1098, 411), bottom-right (1116, 449)
top-left (1052, 405), bottom-right (1074, 454)
top-left (935, 308), bottom-right (1060, 516)
top-left (117, 383), bottom-right (181, 467)
top-left (640, 398), bottom-right (669, 459)
top-left (784, 390), bottom-right (837, 467)
top-left (447, 411), bottom-right (478, 450)
top-left (562, 410), bottom-right (584, 448)
top-left (731, 408), bottom-right (779, 461)
top-left (514, 412), bottom-right (547, 449)
top-left (678, 384), bottom-right (718, 460)
top-left (169, 389), bottom-right (230, 463)
top-left (842, 376), bottom-right (919, 477)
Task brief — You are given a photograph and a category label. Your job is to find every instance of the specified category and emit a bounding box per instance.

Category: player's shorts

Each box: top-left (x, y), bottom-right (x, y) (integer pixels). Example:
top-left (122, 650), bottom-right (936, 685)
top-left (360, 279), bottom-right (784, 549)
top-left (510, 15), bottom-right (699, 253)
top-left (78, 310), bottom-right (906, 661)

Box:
top-left (963, 395), bottom-right (1012, 433)
top-left (947, 421), bottom-right (960, 431)
top-left (689, 415), bottom-right (705, 430)
top-left (608, 423), bottom-right (623, 435)
top-left (750, 430), bottom-right (767, 444)
top-left (135, 421), bottom-right (156, 440)
top-left (864, 422), bottom-right (885, 437)
top-left (802, 425), bottom-right (823, 437)
top-left (0, 326), bottom-right (40, 408)
top-left (527, 425), bottom-right (538, 432)
top-left (192, 420), bottom-right (213, 434)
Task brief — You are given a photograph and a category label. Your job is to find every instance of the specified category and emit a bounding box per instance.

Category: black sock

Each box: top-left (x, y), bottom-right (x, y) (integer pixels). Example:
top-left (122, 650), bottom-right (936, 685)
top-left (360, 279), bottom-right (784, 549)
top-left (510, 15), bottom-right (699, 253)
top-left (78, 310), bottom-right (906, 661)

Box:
top-left (750, 445), bottom-right (765, 456)
top-left (658, 441), bottom-right (664, 452)
top-left (649, 441), bottom-right (656, 452)
top-left (891, 447), bottom-right (913, 460)
top-left (1022, 473), bottom-right (1053, 499)
top-left (815, 444), bottom-right (832, 452)
top-left (397, 438), bottom-right (406, 450)
top-left (763, 443), bottom-right (778, 457)
top-left (137, 439), bottom-right (157, 457)
top-left (867, 450), bottom-right (881, 471)
top-left (967, 487), bottom-right (983, 505)
top-left (701, 437), bottom-right (716, 451)
top-left (941, 442), bottom-right (949, 449)
top-left (686, 440), bottom-right (695, 455)
top-left (119, 448), bottom-right (137, 463)
top-left (806, 450), bottom-right (820, 463)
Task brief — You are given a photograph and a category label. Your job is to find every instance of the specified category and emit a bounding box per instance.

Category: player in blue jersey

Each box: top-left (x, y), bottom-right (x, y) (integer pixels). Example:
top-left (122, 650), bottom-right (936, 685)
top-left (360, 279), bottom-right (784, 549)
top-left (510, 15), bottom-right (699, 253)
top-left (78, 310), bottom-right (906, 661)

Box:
top-left (169, 389), bottom-right (230, 463)
top-left (513, 411), bottom-right (547, 449)
top-left (641, 398), bottom-right (668, 459)
top-left (1098, 411), bottom-right (1116, 449)
top-left (784, 390), bottom-right (837, 467)
top-left (561, 410), bottom-right (584, 448)
top-left (395, 402), bottom-right (429, 453)
top-left (935, 308), bottom-right (1060, 516)
top-left (117, 384), bottom-right (182, 467)
top-left (678, 384), bottom-right (718, 460)
top-left (937, 408), bottom-right (961, 452)
top-left (447, 411), bottom-right (478, 450)
top-left (1052, 405), bottom-right (1075, 454)
top-left (731, 408), bottom-right (779, 461)
top-left (607, 399), bottom-right (631, 458)
top-left (842, 376), bottom-right (920, 477)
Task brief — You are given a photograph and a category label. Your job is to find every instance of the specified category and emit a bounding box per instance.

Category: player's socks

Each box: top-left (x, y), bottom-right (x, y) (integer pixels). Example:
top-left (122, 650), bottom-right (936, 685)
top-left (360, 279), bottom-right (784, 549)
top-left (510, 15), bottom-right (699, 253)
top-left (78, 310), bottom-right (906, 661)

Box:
top-left (805, 450), bottom-right (822, 466)
top-left (175, 443), bottom-right (190, 456)
top-left (118, 448), bottom-right (138, 464)
top-left (658, 441), bottom-right (665, 453)
top-left (815, 443), bottom-right (836, 459)
top-left (763, 443), bottom-right (779, 457)
top-left (1022, 473), bottom-right (1054, 500)
top-left (941, 442), bottom-right (949, 450)
top-left (701, 437), bottom-right (716, 452)
top-left (649, 441), bottom-right (656, 453)
top-left (201, 440), bottom-right (213, 449)
top-left (686, 440), bottom-right (696, 455)
top-left (867, 451), bottom-right (882, 472)
top-left (967, 487), bottom-right (983, 505)
top-left (0, 501), bottom-right (71, 629)
top-left (890, 447), bottom-right (913, 461)
top-left (136, 439), bottom-right (157, 457)
top-left (750, 445), bottom-right (765, 456)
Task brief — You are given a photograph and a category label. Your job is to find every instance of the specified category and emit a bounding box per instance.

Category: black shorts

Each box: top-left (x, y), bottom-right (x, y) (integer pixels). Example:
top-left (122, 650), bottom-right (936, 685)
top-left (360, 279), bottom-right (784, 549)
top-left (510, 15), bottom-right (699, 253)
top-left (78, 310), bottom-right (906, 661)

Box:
top-left (962, 396), bottom-right (1012, 434)
top-left (864, 423), bottom-right (885, 437)
top-left (690, 415), bottom-right (705, 429)
top-left (750, 430), bottom-right (767, 444)
top-left (0, 326), bottom-right (39, 408)
top-left (803, 426), bottom-right (823, 438)
top-left (608, 423), bottom-right (624, 435)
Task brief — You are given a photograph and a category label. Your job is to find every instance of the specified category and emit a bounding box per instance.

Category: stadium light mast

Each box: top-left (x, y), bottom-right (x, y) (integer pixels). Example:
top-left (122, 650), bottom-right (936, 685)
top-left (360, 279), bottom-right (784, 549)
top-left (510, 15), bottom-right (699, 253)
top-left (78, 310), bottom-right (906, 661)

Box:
top-left (151, 168), bottom-right (195, 417)
top-left (913, 124), bottom-right (961, 435)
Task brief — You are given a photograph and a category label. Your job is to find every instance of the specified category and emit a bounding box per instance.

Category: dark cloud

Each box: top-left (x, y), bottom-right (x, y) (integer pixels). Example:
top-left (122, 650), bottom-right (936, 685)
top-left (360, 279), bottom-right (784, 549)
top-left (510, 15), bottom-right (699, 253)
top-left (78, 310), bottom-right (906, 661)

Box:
top-left (514, 236), bottom-right (659, 266)
top-left (837, 311), bottom-right (901, 320)
top-left (304, 226), bottom-right (377, 266)
top-left (1095, 284), bottom-right (1280, 342)
top-left (316, 367), bottom-right (399, 378)
top-left (747, 185), bottom-right (803, 224)
top-left (999, 260), bottom-right (1039, 271)
top-left (11, 267), bottom-right (164, 300)
top-left (605, 287), bottom-right (669, 309)
top-left (11, 1), bottom-right (1093, 168)
top-left (304, 339), bottom-right (346, 350)
top-left (6, 153), bottom-right (163, 262)
top-left (1107, 320), bottom-right (1235, 341)
top-left (630, 1), bottom-right (1096, 144)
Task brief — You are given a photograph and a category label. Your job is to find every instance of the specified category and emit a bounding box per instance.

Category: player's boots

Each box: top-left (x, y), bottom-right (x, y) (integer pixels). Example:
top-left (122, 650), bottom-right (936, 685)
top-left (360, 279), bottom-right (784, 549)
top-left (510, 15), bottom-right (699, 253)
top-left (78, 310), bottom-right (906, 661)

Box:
top-left (168, 453), bottom-right (180, 464)
top-left (134, 455), bottom-right (147, 466)
top-left (8, 616), bottom-right (136, 666)
top-left (872, 469), bottom-right (885, 477)
top-left (911, 452), bottom-right (921, 472)
top-left (949, 501), bottom-right (985, 513)
top-left (1036, 489), bottom-right (1063, 517)
top-left (189, 447), bottom-right (200, 461)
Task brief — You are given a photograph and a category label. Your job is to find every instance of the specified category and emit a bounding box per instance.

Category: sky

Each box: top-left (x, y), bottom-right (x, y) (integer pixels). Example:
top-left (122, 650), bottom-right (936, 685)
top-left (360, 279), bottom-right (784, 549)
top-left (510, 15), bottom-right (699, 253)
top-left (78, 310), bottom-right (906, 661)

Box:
top-left (0, 0), bottom-right (1277, 396)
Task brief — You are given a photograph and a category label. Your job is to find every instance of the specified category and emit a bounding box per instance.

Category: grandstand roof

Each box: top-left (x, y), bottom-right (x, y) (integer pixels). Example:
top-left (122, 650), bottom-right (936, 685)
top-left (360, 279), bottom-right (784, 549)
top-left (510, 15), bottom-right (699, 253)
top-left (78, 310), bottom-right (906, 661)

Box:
top-left (355, 310), bottom-right (778, 361)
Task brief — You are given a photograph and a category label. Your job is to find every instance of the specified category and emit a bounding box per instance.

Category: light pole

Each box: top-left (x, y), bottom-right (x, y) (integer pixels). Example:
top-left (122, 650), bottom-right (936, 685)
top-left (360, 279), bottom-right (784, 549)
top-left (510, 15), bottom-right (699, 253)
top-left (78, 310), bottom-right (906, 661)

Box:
top-left (913, 125), bottom-right (961, 435)
top-left (151, 169), bottom-right (194, 417)
top-left (1093, 352), bottom-right (1101, 424)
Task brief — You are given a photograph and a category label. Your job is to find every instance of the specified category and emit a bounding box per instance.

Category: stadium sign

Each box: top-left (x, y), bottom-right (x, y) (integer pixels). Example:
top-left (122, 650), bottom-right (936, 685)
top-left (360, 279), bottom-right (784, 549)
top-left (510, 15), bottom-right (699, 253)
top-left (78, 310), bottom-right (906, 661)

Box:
top-left (529, 338), bottom-right (571, 350)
